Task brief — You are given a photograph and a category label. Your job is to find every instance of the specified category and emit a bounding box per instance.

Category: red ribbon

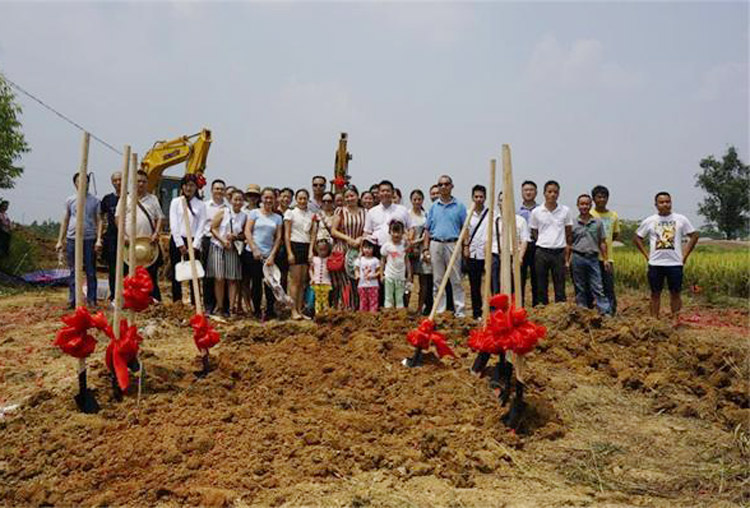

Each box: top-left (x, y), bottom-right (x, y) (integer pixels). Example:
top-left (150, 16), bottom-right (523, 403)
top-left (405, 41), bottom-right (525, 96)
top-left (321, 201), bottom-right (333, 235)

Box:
top-left (468, 294), bottom-right (547, 356)
top-left (190, 313), bottom-right (220, 351)
top-left (123, 266), bottom-right (154, 312)
top-left (53, 307), bottom-right (110, 359)
top-left (105, 319), bottom-right (142, 391)
top-left (195, 174), bottom-right (207, 189)
top-left (332, 176), bottom-right (347, 189)
top-left (406, 318), bottom-right (455, 358)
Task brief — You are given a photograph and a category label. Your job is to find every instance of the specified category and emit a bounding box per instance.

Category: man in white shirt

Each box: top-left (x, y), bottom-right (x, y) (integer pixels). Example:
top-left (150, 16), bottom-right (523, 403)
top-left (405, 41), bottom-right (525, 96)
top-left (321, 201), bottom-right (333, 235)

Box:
top-left (168, 174), bottom-right (207, 303)
top-left (463, 185), bottom-right (489, 319)
top-left (363, 180), bottom-right (413, 248)
top-left (119, 170), bottom-right (165, 300)
top-left (203, 179), bottom-right (228, 313)
top-left (529, 180), bottom-right (573, 305)
top-left (634, 192), bottom-right (698, 319)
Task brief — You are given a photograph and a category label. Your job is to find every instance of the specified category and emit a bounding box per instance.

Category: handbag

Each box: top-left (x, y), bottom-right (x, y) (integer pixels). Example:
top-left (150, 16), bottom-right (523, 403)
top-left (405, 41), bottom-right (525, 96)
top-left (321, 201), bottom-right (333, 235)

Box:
top-left (327, 251), bottom-right (345, 272)
top-left (175, 259), bottom-right (205, 281)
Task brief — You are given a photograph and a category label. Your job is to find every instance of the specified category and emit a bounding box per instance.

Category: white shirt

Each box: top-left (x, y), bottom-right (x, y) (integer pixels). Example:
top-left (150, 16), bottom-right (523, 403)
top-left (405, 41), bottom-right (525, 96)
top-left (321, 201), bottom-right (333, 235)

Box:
top-left (169, 196), bottom-right (207, 249)
top-left (468, 208), bottom-right (490, 260)
top-left (363, 202), bottom-right (412, 246)
top-left (529, 204), bottom-right (573, 249)
top-left (380, 240), bottom-right (408, 280)
top-left (355, 256), bottom-right (380, 288)
top-left (310, 256), bottom-right (332, 285)
top-left (491, 213), bottom-right (531, 255)
top-left (119, 193), bottom-right (164, 239)
top-left (211, 208), bottom-right (247, 248)
top-left (204, 199), bottom-right (228, 237)
top-left (284, 207), bottom-right (315, 243)
top-left (636, 213), bottom-right (696, 266)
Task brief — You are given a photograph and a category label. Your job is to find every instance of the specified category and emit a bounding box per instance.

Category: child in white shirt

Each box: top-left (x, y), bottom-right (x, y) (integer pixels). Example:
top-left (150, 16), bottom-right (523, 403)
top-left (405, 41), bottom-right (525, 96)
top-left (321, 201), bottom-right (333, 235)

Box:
top-left (380, 220), bottom-right (412, 309)
top-left (354, 239), bottom-right (381, 313)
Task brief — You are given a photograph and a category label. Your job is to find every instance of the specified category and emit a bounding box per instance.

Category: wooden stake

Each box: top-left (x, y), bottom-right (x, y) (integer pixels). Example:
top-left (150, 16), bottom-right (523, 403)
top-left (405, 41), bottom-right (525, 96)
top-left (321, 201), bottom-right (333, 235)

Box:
top-left (481, 160), bottom-right (496, 323)
top-left (180, 196), bottom-right (203, 315)
top-left (428, 202), bottom-right (477, 321)
top-left (112, 146), bottom-right (132, 340)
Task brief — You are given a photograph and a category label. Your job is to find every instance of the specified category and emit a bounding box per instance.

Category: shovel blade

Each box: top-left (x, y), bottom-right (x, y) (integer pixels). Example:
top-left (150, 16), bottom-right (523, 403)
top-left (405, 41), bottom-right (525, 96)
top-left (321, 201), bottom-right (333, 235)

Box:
top-left (74, 389), bottom-right (100, 414)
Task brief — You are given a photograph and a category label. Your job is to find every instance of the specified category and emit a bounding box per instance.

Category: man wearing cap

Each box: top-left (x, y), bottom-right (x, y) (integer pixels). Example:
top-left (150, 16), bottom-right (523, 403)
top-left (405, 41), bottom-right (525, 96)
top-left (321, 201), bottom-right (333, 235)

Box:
top-left (244, 184), bottom-right (261, 212)
top-left (423, 175), bottom-right (468, 317)
top-left (203, 179), bottom-right (227, 313)
top-left (309, 175), bottom-right (327, 214)
top-left (118, 170), bottom-right (164, 300)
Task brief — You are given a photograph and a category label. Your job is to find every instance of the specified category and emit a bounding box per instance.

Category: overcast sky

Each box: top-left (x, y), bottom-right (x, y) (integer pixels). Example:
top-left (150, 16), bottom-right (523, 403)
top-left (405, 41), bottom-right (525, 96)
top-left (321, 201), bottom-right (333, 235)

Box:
top-left (0, 1), bottom-right (747, 225)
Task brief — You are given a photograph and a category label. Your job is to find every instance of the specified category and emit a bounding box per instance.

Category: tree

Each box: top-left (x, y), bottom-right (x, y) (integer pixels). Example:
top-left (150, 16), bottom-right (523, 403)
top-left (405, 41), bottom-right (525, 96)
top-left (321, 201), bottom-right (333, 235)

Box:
top-left (0, 74), bottom-right (30, 189)
top-left (695, 146), bottom-right (750, 240)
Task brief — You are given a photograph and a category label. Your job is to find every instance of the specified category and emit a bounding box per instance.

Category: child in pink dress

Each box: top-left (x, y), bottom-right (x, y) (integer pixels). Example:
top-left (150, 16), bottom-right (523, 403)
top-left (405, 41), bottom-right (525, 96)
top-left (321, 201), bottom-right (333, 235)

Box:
top-left (354, 239), bottom-right (380, 313)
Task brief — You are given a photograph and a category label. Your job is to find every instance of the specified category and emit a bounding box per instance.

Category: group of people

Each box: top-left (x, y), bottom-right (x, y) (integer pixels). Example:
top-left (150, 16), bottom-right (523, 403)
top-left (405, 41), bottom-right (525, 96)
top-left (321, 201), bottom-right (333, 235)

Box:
top-left (56, 169), bottom-right (699, 320)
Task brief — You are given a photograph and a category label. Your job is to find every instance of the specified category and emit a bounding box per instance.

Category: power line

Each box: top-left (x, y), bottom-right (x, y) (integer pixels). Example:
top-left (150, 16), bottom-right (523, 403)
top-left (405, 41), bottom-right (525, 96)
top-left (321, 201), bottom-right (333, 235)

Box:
top-left (1, 73), bottom-right (122, 156)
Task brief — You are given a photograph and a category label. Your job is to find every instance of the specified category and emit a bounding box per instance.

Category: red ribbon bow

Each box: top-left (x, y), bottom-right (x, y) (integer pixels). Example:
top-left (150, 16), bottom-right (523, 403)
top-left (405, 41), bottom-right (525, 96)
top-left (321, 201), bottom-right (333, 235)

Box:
top-left (468, 294), bottom-right (547, 356)
top-left (195, 174), bottom-right (207, 189)
top-left (406, 318), bottom-right (455, 358)
top-left (123, 266), bottom-right (154, 312)
top-left (332, 176), bottom-right (347, 189)
top-left (53, 307), bottom-right (110, 359)
top-left (105, 319), bottom-right (142, 391)
top-left (190, 314), bottom-right (220, 351)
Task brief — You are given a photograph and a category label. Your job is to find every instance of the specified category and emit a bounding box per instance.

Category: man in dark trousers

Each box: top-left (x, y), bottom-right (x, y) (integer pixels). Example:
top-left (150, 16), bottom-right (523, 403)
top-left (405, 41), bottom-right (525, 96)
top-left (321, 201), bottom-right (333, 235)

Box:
top-left (100, 172), bottom-right (122, 301)
top-left (517, 180), bottom-right (539, 307)
top-left (529, 180), bottom-right (573, 305)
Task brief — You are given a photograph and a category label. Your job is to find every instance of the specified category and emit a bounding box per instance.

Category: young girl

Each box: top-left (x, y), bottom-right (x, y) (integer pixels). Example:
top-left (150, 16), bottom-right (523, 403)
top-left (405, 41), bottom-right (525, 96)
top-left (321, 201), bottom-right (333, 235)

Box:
top-left (354, 239), bottom-right (380, 313)
top-left (380, 220), bottom-right (412, 309)
top-left (309, 239), bottom-right (333, 315)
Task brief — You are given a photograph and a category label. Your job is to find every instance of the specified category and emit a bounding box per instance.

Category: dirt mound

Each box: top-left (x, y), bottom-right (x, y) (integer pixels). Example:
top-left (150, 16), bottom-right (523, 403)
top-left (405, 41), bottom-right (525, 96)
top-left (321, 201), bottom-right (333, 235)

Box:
top-left (0, 301), bottom-right (747, 506)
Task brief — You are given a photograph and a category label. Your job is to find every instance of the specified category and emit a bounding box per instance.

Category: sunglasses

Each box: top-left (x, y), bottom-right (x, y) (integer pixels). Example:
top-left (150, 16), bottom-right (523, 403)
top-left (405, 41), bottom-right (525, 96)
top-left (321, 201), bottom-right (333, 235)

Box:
top-left (312, 183), bottom-right (326, 188)
top-left (438, 182), bottom-right (452, 187)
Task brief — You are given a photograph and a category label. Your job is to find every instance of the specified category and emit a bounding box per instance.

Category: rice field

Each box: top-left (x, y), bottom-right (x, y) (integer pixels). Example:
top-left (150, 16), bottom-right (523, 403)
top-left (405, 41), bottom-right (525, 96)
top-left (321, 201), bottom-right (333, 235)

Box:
top-left (613, 246), bottom-right (750, 298)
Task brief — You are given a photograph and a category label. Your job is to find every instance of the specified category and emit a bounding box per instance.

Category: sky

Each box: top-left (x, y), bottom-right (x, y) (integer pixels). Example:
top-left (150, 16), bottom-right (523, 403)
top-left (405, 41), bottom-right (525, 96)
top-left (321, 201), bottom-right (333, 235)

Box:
top-left (0, 1), bottom-right (747, 226)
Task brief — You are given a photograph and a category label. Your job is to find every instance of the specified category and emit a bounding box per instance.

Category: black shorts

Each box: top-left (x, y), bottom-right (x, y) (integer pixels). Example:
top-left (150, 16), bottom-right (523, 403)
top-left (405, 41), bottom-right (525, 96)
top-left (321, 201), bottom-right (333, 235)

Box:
top-left (290, 241), bottom-right (310, 265)
top-left (647, 265), bottom-right (683, 293)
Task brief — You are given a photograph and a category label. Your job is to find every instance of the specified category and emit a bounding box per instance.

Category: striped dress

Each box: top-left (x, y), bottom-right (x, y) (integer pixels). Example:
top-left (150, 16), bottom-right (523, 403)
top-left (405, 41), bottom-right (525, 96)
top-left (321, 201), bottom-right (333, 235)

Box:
top-left (333, 206), bottom-right (366, 253)
top-left (208, 209), bottom-right (246, 280)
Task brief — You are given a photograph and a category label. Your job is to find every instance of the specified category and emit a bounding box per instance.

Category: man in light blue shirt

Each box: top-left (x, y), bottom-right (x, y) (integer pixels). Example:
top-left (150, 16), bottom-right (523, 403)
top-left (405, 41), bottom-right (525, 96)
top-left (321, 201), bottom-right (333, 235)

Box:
top-left (56, 173), bottom-right (103, 309)
top-left (423, 175), bottom-right (468, 317)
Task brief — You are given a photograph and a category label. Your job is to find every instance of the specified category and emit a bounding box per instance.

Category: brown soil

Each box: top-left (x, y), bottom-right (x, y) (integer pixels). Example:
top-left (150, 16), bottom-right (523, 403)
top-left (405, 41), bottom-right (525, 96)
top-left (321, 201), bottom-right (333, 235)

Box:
top-left (0, 290), bottom-right (747, 506)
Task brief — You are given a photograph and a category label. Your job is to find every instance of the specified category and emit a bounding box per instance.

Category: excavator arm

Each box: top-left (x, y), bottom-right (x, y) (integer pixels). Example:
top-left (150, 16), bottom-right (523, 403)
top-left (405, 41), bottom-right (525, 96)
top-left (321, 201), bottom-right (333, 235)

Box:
top-left (141, 129), bottom-right (212, 192)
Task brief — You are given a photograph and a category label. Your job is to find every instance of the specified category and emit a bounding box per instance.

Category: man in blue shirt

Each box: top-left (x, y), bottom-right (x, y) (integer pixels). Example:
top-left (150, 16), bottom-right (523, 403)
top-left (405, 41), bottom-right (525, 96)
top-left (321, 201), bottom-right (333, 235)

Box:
top-left (423, 175), bottom-right (468, 317)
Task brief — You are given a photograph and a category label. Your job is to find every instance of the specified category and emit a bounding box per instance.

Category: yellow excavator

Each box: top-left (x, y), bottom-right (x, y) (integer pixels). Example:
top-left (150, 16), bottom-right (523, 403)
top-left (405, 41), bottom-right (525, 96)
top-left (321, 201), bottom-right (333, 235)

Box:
top-left (140, 129), bottom-right (212, 218)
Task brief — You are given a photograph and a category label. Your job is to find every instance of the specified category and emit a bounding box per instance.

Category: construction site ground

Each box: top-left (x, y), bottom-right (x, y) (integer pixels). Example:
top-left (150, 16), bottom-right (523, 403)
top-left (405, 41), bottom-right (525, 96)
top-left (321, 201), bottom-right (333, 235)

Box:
top-left (0, 287), bottom-right (748, 507)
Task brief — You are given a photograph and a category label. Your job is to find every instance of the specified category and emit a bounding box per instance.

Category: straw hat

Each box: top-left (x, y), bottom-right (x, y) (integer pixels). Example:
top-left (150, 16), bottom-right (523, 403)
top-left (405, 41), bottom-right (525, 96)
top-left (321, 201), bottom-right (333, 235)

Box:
top-left (124, 238), bottom-right (159, 267)
top-left (245, 184), bottom-right (261, 196)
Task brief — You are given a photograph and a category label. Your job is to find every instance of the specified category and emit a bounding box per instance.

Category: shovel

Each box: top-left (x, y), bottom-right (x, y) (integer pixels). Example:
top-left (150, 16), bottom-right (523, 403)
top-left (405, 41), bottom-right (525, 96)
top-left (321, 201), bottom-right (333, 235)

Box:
top-left (72, 133), bottom-right (99, 414)
top-left (404, 202), bottom-right (476, 367)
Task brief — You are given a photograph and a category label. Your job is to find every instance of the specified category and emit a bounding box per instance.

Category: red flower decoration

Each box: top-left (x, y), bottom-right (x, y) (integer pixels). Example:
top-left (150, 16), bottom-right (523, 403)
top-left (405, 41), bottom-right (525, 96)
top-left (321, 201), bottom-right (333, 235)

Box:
top-left (467, 294), bottom-right (547, 357)
top-left (105, 319), bottom-right (142, 391)
top-left (53, 307), bottom-right (109, 359)
top-left (123, 266), bottom-right (154, 312)
top-left (190, 314), bottom-right (220, 351)
top-left (406, 318), bottom-right (455, 358)
top-left (332, 176), bottom-right (347, 189)
top-left (195, 174), bottom-right (207, 189)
